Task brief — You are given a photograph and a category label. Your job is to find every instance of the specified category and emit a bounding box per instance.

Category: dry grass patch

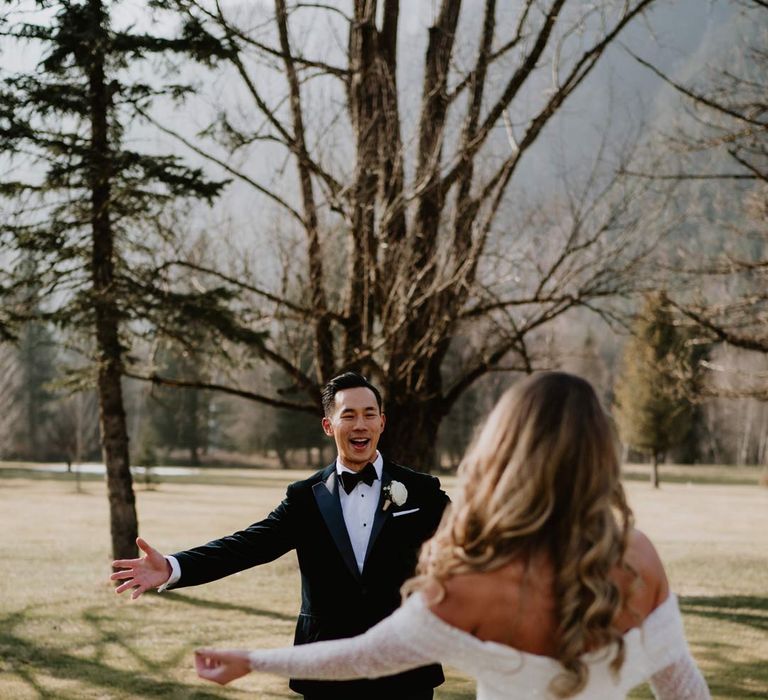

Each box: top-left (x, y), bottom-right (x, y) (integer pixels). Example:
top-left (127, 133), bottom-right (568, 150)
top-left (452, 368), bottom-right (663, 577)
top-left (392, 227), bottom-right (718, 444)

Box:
top-left (0, 469), bottom-right (766, 699)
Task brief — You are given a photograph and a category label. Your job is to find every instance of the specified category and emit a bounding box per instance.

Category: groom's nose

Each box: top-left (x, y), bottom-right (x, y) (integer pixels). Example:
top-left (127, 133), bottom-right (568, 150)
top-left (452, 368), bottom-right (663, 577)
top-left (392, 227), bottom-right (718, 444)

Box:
top-left (352, 413), bottom-right (366, 428)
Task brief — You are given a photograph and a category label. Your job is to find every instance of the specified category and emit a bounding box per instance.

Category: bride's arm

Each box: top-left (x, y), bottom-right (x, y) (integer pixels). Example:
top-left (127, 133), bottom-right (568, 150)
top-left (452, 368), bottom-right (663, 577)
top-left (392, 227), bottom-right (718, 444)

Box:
top-left (196, 597), bottom-right (440, 685)
top-left (649, 654), bottom-right (711, 700)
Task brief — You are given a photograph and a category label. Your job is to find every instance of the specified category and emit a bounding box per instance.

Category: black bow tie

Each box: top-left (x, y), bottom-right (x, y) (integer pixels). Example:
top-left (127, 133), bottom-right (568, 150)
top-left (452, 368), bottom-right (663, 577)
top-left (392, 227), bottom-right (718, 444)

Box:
top-left (339, 462), bottom-right (377, 494)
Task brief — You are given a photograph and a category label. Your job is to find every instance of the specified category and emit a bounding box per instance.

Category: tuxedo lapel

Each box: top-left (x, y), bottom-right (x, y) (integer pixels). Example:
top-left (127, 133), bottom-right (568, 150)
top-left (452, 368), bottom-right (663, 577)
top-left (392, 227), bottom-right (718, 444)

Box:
top-left (363, 464), bottom-right (393, 566)
top-left (312, 466), bottom-right (361, 582)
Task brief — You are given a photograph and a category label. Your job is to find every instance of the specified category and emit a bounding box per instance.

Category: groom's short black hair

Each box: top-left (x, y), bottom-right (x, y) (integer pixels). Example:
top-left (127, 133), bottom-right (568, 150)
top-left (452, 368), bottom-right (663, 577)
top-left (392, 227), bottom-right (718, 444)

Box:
top-left (321, 372), bottom-right (383, 416)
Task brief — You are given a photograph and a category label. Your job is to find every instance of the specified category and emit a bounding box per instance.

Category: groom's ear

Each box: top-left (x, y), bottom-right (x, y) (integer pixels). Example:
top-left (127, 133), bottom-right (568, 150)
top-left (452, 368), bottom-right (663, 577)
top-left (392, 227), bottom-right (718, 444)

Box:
top-left (321, 416), bottom-right (334, 436)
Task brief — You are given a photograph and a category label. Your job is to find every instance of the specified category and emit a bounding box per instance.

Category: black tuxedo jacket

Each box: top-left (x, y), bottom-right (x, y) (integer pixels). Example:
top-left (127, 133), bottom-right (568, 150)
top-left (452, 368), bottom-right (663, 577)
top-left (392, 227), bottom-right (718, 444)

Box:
top-left (171, 459), bottom-right (450, 696)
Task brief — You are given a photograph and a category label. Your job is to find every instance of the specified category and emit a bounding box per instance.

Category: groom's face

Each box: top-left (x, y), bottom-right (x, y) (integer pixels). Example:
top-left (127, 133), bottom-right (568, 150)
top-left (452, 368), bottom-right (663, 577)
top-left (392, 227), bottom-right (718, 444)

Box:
top-left (322, 387), bottom-right (385, 470)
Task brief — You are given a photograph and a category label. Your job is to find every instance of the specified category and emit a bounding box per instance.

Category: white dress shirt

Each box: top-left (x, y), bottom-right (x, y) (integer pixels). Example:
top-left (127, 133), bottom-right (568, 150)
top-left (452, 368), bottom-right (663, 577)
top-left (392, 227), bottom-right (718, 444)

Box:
top-left (159, 451), bottom-right (383, 590)
top-left (336, 451), bottom-right (383, 573)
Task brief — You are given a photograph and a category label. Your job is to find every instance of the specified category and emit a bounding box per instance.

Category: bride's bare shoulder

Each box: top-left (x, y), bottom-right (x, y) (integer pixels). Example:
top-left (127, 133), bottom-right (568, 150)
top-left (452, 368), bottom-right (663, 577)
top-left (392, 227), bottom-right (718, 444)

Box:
top-left (622, 528), bottom-right (671, 612)
top-left (424, 574), bottom-right (482, 632)
top-left (425, 564), bottom-right (527, 633)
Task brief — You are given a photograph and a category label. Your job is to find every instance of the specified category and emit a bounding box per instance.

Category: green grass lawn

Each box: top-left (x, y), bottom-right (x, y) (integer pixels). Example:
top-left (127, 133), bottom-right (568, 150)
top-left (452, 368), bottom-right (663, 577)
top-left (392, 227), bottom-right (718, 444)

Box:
top-left (1, 466), bottom-right (766, 699)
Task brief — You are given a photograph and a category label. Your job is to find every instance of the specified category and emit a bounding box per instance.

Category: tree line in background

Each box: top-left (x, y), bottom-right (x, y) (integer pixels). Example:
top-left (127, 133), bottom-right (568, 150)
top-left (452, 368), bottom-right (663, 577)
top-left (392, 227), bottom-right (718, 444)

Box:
top-left (3, 289), bottom-right (766, 473)
top-left (1, 0), bottom-right (766, 559)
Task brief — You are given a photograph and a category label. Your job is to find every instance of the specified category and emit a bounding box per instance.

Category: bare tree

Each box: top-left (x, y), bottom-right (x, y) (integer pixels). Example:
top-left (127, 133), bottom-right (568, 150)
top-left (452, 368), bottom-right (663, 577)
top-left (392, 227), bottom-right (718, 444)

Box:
top-left (136, 0), bottom-right (663, 468)
top-left (47, 389), bottom-right (101, 470)
top-left (628, 0), bottom-right (767, 354)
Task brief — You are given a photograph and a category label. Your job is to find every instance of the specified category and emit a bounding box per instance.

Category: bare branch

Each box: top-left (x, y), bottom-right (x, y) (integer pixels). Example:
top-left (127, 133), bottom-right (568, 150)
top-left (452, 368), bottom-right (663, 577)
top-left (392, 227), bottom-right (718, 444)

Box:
top-left (446, 0), bottom-right (534, 103)
top-left (153, 260), bottom-right (348, 324)
top-left (275, 0), bottom-right (335, 382)
top-left (628, 49), bottom-right (768, 128)
top-left (728, 149), bottom-right (768, 182)
top-left (620, 169), bottom-right (756, 180)
top-left (124, 370), bottom-right (320, 413)
top-left (669, 300), bottom-right (768, 354)
top-left (135, 106), bottom-right (306, 224)
top-left (187, 0), bottom-right (349, 76)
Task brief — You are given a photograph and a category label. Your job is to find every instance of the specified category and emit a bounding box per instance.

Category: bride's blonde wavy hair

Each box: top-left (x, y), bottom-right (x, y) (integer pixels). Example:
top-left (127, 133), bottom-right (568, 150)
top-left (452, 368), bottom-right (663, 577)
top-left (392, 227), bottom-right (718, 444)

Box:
top-left (404, 372), bottom-right (634, 697)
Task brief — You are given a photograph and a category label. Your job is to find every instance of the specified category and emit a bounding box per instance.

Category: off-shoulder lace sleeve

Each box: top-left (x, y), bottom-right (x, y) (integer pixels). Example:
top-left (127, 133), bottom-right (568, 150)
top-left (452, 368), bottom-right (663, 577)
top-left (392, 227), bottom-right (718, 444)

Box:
top-left (640, 595), bottom-right (711, 700)
top-left (649, 655), bottom-right (710, 699)
top-left (247, 595), bottom-right (440, 680)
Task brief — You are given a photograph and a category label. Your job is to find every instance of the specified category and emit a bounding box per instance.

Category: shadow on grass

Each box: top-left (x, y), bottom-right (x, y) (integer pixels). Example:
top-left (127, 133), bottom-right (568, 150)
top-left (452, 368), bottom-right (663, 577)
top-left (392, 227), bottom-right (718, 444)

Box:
top-left (163, 591), bottom-right (295, 623)
top-left (680, 594), bottom-right (768, 633)
top-left (82, 607), bottom-right (192, 672)
top-left (705, 660), bottom-right (768, 699)
top-left (0, 609), bottom-right (230, 699)
top-left (695, 645), bottom-right (768, 699)
top-left (435, 689), bottom-right (476, 700)
top-left (675, 596), bottom-right (768, 699)
top-left (626, 650), bottom-right (768, 700)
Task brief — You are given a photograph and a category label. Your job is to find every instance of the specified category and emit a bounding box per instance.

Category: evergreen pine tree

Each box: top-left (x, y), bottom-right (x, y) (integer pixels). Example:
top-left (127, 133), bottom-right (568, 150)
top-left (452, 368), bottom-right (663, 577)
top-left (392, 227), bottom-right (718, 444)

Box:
top-left (614, 292), bottom-right (698, 487)
top-left (16, 319), bottom-right (57, 460)
top-left (0, 0), bottom-right (233, 558)
top-left (140, 338), bottom-right (220, 466)
top-left (2, 256), bottom-right (58, 460)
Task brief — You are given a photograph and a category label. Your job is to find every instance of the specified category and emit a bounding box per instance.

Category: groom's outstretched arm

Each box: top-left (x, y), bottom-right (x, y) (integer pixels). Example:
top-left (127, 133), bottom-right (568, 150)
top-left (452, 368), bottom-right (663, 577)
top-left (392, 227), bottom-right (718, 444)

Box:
top-left (111, 537), bottom-right (173, 599)
top-left (170, 487), bottom-right (298, 588)
top-left (112, 484), bottom-right (300, 597)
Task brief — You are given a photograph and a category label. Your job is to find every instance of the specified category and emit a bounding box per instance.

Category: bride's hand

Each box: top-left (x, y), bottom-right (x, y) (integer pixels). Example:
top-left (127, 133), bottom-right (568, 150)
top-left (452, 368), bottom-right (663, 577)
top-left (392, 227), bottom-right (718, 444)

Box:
top-left (195, 648), bottom-right (251, 685)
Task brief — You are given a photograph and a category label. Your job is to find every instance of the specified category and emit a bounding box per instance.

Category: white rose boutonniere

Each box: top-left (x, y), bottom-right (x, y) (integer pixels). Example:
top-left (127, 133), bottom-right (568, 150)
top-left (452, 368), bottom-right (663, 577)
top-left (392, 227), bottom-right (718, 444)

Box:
top-left (382, 480), bottom-right (408, 511)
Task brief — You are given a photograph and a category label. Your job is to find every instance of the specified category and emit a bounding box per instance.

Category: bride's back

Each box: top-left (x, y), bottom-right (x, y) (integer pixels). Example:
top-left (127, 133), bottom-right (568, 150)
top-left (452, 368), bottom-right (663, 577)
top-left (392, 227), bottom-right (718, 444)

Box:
top-left (427, 528), bottom-right (670, 658)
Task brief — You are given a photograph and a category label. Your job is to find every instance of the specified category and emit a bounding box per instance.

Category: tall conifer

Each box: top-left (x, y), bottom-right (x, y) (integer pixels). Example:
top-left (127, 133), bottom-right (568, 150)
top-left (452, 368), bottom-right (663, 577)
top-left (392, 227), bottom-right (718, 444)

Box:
top-left (614, 292), bottom-right (699, 487)
top-left (0, 0), bottom-right (231, 558)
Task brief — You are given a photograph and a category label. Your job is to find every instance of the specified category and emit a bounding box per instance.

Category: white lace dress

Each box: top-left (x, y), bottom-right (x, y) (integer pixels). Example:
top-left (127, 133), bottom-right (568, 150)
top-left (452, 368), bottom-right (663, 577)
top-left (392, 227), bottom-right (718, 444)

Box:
top-left (247, 593), bottom-right (710, 699)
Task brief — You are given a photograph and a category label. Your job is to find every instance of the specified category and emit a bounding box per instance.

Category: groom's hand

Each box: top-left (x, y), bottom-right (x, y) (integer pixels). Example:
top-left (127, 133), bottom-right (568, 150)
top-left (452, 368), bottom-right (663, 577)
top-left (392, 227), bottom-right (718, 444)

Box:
top-left (111, 537), bottom-right (172, 599)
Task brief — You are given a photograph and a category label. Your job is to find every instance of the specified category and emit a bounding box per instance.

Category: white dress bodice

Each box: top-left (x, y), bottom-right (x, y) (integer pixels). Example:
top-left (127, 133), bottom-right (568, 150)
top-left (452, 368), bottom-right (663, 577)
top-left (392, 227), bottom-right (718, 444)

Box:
top-left (247, 592), bottom-right (710, 699)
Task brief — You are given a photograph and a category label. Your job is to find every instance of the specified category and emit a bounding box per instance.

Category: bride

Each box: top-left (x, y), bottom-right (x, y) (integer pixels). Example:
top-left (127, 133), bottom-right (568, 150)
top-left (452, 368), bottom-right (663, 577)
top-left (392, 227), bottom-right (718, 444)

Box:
top-left (194, 372), bottom-right (710, 699)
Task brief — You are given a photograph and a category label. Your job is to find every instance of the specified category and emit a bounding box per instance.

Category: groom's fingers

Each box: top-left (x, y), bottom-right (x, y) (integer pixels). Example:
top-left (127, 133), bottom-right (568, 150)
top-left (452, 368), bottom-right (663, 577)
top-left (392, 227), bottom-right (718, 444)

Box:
top-left (115, 579), bottom-right (138, 594)
top-left (136, 537), bottom-right (159, 558)
top-left (110, 569), bottom-right (135, 581)
top-left (112, 557), bottom-right (142, 569)
top-left (130, 584), bottom-right (147, 600)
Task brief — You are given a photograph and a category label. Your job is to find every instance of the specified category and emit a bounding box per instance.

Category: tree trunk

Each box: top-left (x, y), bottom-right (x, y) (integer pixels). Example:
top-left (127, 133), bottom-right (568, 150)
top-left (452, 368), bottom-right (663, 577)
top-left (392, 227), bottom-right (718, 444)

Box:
top-left (651, 452), bottom-right (660, 489)
top-left (379, 399), bottom-right (444, 473)
top-left (88, 0), bottom-right (138, 561)
top-left (188, 387), bottom-right (201, 466)
top-left (96, 346), bottom-right (137, 558)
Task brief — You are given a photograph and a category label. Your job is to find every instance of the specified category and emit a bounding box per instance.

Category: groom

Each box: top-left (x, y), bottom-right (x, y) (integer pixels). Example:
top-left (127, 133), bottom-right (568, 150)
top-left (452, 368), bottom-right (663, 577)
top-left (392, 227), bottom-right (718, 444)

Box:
top-left (112, 371), bottom-right (450, 699)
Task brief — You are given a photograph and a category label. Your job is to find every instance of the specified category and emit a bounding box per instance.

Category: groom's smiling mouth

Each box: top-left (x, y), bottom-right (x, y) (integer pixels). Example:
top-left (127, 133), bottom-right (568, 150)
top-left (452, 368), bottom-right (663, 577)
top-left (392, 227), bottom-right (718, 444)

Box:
top-left (349, 437), bottom-right (371, 450)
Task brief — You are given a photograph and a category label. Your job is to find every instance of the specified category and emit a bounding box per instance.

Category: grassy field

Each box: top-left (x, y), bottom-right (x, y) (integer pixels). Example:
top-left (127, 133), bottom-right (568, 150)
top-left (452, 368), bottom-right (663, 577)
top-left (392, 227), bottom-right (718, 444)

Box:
top-left (1, 465), bottom-right (766, 699)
